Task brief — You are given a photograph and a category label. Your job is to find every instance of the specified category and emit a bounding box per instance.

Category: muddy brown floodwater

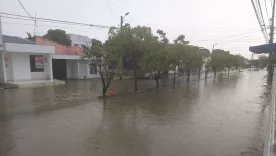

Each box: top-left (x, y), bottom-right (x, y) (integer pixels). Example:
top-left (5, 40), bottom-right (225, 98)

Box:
top-left (0, 71), bottom-right (269, 156)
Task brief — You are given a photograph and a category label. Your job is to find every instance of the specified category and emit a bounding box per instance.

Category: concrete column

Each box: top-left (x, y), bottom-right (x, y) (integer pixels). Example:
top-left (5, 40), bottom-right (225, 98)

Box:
top-left (0, 15), bottom-right (3, 46)
top-left (0, 52), bottom-right (6, 83)
top-left (77, 60), bottom-right (80, 78)
top-left (48, 55), bottom-right (53, 82)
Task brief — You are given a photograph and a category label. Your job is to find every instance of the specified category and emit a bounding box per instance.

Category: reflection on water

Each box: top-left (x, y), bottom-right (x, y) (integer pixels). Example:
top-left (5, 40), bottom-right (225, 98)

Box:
top-left (0, 71), bottom-right (269, 156)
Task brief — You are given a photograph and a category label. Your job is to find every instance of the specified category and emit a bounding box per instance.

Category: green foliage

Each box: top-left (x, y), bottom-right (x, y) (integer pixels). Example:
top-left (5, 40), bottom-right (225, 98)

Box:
top-left (26, 32), bottom-right (35, 41)
top-left (43, 29), bottom-right (71, 46)
top-left (82, 39), bottom-right (119, 97)
top-left (174, 35), bottom-right (190, 45)
top-left (249, 55), bottom-right (268, 69)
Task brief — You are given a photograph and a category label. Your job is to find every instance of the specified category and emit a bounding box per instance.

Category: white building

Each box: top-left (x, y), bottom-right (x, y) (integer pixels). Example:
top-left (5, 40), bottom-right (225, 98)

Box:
top-left (67, 34), bottom-right (92, 47)
top-left (0, 35), bottom-right (55, 86)
top-left (0, 16), bottom-right (56, 87)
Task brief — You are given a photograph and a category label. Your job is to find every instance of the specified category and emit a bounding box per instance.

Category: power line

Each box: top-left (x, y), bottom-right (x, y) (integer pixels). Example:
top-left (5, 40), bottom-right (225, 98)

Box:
top-left (251, 0), bottom-right (269, 41)
top-left (105, 0), bottom-right (116, 16)
top-left (192, 30), bottom-right (259, 42)
top-left (256, 0), bottom-right (269, 39)
top-left (17, 0), bottom-right (32, 17)
top-left (0, 12), bottom-right (113, 28)
top-left (264, 0), bottom-right (270, 20)
top-left (219, 33), bottom-right (256, 45)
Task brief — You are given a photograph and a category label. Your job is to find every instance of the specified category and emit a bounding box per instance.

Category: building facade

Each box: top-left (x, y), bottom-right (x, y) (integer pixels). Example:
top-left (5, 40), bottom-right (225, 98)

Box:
top-left (0, 35), bottom-right (55, 85)
top-left (36, 37), bottom-right (100, 80)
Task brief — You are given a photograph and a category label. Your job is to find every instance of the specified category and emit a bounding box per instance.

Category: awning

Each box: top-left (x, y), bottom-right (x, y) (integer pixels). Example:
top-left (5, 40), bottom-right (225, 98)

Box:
top-left (249, 43), bottom-right (276, 54)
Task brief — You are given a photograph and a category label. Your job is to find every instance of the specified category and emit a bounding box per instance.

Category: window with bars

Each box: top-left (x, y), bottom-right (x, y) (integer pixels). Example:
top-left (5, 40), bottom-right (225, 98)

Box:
top-left (90, 64), bottom-right (97, 74)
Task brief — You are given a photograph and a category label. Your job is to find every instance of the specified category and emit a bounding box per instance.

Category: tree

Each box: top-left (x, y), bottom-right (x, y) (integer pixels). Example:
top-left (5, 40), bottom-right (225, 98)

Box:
top-left (141, 49), bottom-right (170, 87)
top-left (174, 35), bottom-right (190, 45)
top-left (82, 39), bottom-right (118, 97)
top-left (166, 44), bottom-right (185, 84)
top-left (204, 57), bottom-right (212, 79)
top-left (182, 46), bottom-right (200, 82)
top-left (43, 29), bottom-right (71, 46)
top-left (127, 25), bottom-right (156, 90)
top-left (195, 47), bottom-right (210, 80)
top-left (157, 29), bottom-right (169, 44)
top-left (26, 32), bottom-right (35, 41)
top-left (211, 49), bottom-right (229, 76)
top-left (258, 55), bottom-right (268, 69)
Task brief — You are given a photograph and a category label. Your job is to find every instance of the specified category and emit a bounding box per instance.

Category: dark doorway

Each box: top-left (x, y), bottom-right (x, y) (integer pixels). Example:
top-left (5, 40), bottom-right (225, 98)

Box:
top-left (52, 59), bottom-right (67, 80)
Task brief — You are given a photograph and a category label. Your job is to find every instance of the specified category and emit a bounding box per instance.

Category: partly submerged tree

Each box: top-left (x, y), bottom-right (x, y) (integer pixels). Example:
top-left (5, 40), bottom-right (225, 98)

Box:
top-left (141, 49), bottom-right (170, 87)
top-left (166, 44), bottom-right (185, 84)
top-left (211, 49), bottom-right (229, 76)
top-left (43, 29), bottom-right (71, 46)
top-left (82, 39), bottom-right (118, 97)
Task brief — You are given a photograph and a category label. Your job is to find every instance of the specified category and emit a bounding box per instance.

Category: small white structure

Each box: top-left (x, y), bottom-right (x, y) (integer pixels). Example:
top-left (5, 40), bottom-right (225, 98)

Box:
top-left (0, 35), bottom-right (55, 85)
top-left (67, 34), bottom-right (92, 47)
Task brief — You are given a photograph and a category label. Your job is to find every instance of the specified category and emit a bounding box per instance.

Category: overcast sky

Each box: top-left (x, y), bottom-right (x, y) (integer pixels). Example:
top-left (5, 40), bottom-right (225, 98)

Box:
top-left (0, 0), bottom-right (270, 58)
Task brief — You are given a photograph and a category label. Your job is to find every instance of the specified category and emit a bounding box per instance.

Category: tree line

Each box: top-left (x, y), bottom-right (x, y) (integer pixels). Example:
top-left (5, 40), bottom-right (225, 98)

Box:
top-left (82, 24), bottom-right (246, 96)
top-left (26, 26), bottom-right (247, 97)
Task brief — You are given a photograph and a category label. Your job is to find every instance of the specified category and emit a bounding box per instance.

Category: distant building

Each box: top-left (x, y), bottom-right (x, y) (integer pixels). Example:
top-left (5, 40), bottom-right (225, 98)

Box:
top-left (67, 34), bottom-right (92, 47)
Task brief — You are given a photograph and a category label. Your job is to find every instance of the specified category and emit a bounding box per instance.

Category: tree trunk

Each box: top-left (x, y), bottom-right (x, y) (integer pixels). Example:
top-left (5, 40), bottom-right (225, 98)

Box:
top-left (173, 69), bottom-right (176, 85)
top-left (198, 68), bottom-right (201, 80)
top-left (134, 65), bottom-right (138, 91)
top-left (155, 78), bottom-right (159, 87)
top-left (228, 68), bottom-right (230, 75)
top-left (187, 70), bottom-right (191, 82)
top-left (102, 86), bottom-right (107, 97)
top-left (205, 70), bottom-right (208, 79)
top-left (214, 68), bottom-right (217, 77)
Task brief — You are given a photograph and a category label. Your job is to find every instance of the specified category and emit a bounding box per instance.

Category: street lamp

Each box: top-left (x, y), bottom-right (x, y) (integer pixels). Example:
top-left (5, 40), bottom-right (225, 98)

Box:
top-left (119, 12), bottom-right (130, 80)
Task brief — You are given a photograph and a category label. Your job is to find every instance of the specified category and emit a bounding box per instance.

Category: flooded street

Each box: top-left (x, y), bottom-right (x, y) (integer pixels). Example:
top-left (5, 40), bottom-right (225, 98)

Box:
top-left (0, 71), bottom-right (269, 156)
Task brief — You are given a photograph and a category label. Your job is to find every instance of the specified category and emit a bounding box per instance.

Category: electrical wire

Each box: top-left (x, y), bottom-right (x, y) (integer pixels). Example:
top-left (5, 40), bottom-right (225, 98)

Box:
top-left (264, 0), bottom-right (270, 21)
top-left (17, 0), bottom-right (32, 17)
top-left (0, 12), bottom-right (113, 28)
top-left (251, 0), bottom-right (269, 41)
top-left (192, 30), bottom-right (259, 42)
top-left (105, 0), bottom-right (116, 16)
top-left (256, 0), bottom-right (269, 40)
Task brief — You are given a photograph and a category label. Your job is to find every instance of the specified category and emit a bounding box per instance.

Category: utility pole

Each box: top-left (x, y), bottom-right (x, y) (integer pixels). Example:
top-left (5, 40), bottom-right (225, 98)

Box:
top-left (212, 43), bottom-right (217, 52)
top-left (119, 12), bottom-right (129, 80)
top-left (119, 16), bottom-right (123, 80)
top-left (33, 13), bottom-right (36, 37)
top-left (268, 0), bottom-right (276, 83)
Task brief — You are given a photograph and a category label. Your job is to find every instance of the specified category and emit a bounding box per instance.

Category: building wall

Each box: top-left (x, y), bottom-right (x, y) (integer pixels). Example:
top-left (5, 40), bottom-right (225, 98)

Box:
top-left (4, 52), bottom-right (52, 81)
top-left (36, 37), bottom-right (82, 55)
top-left (66, 60), bottom-right (79, 79)
top-left (67, 34), bottom-right (91, 47)
top-left (12, 53), bottom-right (31, 81)
top-left (85, 60), bottom-right (100, 78)
top-left (65, 60), bottom-right (100, 79)
top-left (0, 52), bottom-right (6, 83)
top-left (30, 55), bottom-right (51, 80)
top-left (4, 43), bottom-right (54, 54)
top-left (5, 53), bottom-right (13, 81)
